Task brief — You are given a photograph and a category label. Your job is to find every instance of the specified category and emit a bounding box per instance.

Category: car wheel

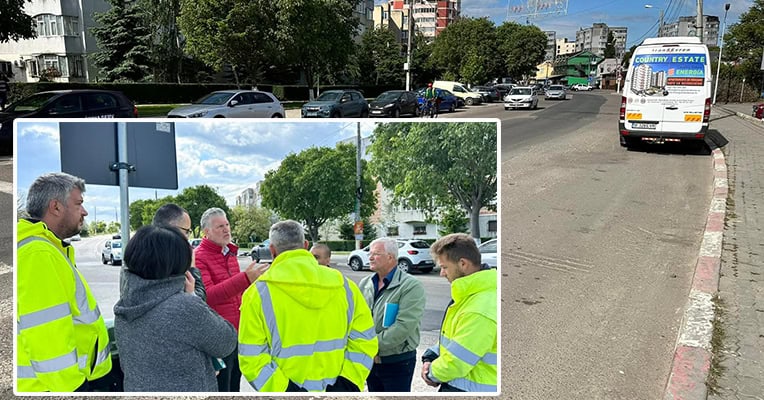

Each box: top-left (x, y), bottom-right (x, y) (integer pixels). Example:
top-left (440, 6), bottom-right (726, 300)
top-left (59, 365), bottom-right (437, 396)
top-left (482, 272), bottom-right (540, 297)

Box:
top-left (449, 104), bottom-right (455, 113)
top-left (331, 111), bottom-right (341, 118)
top-left (466, 98), bottom-right (474, 106)
top-left (271, 113), bottom-right (283, 118)
top-left (349, 257), bottom-right (363, 271)
top-left (393, 108), bottom-right (400, 118)
top-left (360, 110), bottom-right (369, 118)
top-left (533, 101), bottom-right (538, 110)
top-left (414, 106), bottom-right (420, 117)
top-left (397, 258), bottom-right (412, 273)
top-left (110, 255), bottom-right (114, 265)
top-left (504, 107), bottom-right (509, 111)
top-left (101, 254), bottom-right (107, 265)
top-left (214, 115), bottom-right (225, 118)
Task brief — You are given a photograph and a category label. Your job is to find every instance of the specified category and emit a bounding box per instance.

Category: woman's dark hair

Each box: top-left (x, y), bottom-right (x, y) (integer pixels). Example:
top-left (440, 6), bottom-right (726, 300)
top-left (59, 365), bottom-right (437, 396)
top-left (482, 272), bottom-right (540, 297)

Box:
top-left (124, 225), bottom-right (192, 280)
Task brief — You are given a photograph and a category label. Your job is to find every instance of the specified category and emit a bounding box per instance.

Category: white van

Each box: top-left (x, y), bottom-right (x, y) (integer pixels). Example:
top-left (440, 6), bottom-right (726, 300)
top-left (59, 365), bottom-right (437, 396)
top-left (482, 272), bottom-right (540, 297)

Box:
top-left (619, 37), bottom-right (711, 148)
top-left (433, 81), bottom-right (483, 106)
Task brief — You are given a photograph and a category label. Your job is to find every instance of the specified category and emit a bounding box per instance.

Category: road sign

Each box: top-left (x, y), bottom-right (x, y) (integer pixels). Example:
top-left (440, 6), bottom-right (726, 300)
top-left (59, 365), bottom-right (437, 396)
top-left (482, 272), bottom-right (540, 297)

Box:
top-left (353, 221), bottom-right (364, 235)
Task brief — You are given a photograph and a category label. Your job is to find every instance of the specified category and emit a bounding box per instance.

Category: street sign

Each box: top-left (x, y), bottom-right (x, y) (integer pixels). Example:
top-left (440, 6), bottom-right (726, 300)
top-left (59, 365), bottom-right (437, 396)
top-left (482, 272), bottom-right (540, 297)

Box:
top-left (353, 221), bottom-right (364, 235)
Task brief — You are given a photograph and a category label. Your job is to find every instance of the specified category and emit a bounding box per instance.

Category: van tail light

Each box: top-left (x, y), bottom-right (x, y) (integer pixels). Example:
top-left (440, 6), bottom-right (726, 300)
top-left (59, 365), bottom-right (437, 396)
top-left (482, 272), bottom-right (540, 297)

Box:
top-left (407, 250), bottom-right (418, 255)
top-left (703, 97), bottom-right (711, 123)
top-left (133, 105), bottom-right (139, 118)
top-left (620, 96), bottom-right (626, 119)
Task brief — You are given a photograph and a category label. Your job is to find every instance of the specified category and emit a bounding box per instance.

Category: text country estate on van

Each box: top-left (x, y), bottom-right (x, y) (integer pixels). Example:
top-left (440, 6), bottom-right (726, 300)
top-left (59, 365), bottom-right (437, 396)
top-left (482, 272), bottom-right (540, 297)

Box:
top-left (633, 55), bottom-right (706, 64)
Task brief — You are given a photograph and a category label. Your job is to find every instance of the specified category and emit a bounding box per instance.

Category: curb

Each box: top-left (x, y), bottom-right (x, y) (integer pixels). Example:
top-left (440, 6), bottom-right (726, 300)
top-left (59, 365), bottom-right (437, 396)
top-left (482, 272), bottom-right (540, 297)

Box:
top-left (663, 149), bottom-right (727, 400)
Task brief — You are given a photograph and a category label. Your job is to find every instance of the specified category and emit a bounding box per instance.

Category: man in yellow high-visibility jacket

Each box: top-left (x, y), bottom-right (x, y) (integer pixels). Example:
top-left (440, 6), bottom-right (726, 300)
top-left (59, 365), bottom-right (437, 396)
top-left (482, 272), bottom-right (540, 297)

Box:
top-left (421, 233), bottom-right (497, 392)
top-left (17, 172), bottom-right (112, 392)
top-left (239, 220), bottom-right (378, 392)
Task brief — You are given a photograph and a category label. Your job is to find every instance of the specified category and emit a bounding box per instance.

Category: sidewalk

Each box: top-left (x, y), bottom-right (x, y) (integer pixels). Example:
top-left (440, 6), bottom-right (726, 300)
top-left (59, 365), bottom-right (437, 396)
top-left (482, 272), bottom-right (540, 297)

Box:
top-left (706, 104), bottom-right (764, 400)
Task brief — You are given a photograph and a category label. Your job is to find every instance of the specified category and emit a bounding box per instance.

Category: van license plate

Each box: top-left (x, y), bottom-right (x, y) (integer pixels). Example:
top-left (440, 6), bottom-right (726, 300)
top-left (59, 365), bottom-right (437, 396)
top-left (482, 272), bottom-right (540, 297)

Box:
top-left (632, 123), bottom-right (657, 129)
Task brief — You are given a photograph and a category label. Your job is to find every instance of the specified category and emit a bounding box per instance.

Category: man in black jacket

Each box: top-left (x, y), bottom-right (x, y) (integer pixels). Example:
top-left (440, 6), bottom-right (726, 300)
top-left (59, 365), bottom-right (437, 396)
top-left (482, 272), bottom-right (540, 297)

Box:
top-left (153, 203), bottom-right (207, 300)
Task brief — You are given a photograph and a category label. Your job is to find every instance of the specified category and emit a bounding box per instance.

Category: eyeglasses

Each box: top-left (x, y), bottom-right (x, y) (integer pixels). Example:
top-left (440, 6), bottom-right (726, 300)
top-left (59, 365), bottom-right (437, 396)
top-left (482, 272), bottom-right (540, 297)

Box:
top-left (177, 226), bottom-right (193, 237)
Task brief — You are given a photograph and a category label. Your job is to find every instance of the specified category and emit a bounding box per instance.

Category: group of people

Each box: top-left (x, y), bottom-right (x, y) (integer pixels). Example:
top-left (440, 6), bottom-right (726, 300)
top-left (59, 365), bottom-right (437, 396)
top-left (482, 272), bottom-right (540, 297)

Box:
top-left (17, 171), bottom-right (497, 393)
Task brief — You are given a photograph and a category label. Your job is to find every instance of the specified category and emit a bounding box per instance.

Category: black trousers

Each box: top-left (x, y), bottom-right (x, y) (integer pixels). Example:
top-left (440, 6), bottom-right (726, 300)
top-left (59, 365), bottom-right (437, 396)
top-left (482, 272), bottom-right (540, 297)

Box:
top-left (366, 355), bottom-right (416, 392)
top-left (216, 348), bottom-right (241, 392)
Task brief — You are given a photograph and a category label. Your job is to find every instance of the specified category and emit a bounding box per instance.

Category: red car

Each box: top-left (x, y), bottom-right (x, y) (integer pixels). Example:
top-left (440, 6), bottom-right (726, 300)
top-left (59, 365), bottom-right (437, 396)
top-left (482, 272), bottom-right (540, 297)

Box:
top-left (753, 103), bottom-right (764, 120)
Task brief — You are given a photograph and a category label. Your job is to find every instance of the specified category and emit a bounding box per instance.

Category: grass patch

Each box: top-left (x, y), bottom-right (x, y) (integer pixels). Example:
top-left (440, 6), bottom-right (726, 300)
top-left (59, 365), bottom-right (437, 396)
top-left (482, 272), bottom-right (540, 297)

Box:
top-left (707, 294), bottom-right (727, 395)
top-left (135, 104), bottom-right (183, 117)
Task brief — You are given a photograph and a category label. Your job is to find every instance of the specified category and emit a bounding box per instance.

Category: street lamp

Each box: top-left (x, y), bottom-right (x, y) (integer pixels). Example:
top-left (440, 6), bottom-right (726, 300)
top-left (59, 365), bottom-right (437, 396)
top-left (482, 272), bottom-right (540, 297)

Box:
top-left (644, 4), bottom-right (664, 38)
top-left (712, 3), bottom-right (731, 105)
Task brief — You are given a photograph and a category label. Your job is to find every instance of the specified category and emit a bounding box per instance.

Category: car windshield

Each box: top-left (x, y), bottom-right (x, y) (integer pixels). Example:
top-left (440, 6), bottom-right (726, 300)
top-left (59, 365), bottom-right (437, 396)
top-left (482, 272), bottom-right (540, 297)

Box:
top-left (112, 241), bottom-right (122, 248)
top-left (549, 85), bottom-right (564, 90)
top-left (480, 241), bottom-right (496, 253)
top-left (193, 92), bottom-right (235, 105)
top-left (511, 88), bottom-right (531, 95)
top-left (376, 92), bottom-right (401, 101)
top-left (317, 92), bottom-right (342, 101)
top-left (7, 92), bottom-right (59, 112)
top-left (407, 241), bottom-right (431, 249)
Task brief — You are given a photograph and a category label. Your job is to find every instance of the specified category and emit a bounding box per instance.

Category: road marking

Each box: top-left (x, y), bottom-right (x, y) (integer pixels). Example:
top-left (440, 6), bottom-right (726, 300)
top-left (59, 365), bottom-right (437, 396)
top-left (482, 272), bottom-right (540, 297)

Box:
top-left (509, 250), bottom-right (593, 273)
top-left (0, 181), bottom-right (10, 195)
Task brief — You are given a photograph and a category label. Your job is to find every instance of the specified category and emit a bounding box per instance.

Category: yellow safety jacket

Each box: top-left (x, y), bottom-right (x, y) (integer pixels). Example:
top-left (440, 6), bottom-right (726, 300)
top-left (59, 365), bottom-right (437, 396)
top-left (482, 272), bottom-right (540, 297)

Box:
top-left (238, 249), bottom-right (378, 392)
top-left (17, 219), bottom-right (112, 392)
top-left (429, 269), bottom-right (497, 392)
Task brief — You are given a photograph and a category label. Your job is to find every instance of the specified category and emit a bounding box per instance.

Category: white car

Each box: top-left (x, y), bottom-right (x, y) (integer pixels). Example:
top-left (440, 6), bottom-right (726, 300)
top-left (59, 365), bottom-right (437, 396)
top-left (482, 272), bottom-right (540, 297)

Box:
top-left (167, 90), bottom-right (285, 118)
top-left (504, 87), bottom-right (539, 110)
top-left (347, 239), bottom-right (436, 273)
top-left (571, 83), bottom-right (593, 91)
top-left (101, 239), bottom-right (123, 266)
top-left (478, 239), bottom-right (497, 269)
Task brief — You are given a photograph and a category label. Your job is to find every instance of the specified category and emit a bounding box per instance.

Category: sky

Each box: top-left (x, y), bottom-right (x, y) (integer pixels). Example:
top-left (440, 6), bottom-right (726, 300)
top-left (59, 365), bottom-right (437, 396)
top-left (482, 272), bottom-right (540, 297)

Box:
top-left (382, 0), bottom-right (754, 48)
top-left (15, 120), bottom-right (379, 225)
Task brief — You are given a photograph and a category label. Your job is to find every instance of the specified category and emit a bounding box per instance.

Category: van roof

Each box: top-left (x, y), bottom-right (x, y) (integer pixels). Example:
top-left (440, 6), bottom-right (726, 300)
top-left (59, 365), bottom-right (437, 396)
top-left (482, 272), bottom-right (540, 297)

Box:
top-left (642, 36), bottom-right (702, 45)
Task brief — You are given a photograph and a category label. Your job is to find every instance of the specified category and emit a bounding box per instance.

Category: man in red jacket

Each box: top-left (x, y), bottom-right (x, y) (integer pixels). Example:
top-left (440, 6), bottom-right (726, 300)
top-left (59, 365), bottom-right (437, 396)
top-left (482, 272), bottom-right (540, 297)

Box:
top-left (194, 207), bottom-right (267, 392)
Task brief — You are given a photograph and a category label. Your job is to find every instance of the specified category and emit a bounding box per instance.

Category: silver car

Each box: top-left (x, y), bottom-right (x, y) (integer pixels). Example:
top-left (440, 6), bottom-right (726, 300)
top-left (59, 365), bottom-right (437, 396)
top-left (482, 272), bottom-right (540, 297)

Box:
top-left (167, 90), bottom-right (285, 118)
top-left (545, 85), bottom-right (567, 100)
top-left (504, 87), bottom-right (539, 110)
top-left (101, 239), bottom-right (123, 266)
top-left (478, 239), bottom-right (497, 269)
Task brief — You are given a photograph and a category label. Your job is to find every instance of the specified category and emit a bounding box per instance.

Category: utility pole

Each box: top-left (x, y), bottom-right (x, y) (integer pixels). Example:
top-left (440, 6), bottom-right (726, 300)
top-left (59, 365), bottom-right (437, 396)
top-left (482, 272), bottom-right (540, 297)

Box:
top-left (712, 3), bottom-right (731, 105)
top-left (696, 0), bottom-right (704, 42)
top-left (354, 122), bottom-right (362, 250)
top-left (405, 0), bottom-right (414, 91)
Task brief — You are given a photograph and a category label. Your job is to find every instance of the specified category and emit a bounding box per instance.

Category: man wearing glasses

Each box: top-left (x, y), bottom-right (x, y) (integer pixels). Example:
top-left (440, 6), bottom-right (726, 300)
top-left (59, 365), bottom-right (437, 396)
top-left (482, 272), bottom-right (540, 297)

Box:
top-left (152, 203), bottom-right (206, 299)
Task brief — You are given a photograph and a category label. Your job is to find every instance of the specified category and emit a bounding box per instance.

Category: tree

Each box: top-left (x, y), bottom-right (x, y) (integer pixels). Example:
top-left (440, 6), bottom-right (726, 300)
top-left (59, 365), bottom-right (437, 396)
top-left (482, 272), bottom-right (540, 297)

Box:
top-left (411, 32), bottom-right (439, 87)
top-left (368, 123), bottom-right (497, 239)
top-left (106, 221), bottom-right (121, 233)
top-left (604, 31), bottom-right (616, 58)
top-left (91, 0), bottom-right (152, 81)
top-left (89, 221), bottom-right (107, 235)
top-left (129, 199), bottom-right (154, 231)
top-left (723, 0), bottom-right (764, 90)
top-left (357, 27), bottom-right (405, 86)
top-left (496, 22), bottom-right (547, 79)
top-left (178, 0), bottom-right (278, 85)
top-left (1, 0), bottom-right (36, 43)
top-left (437, 205), bottom-right (469, 236)
top-left (338, 216), bottom-right (378, 241)
top-left (174, 185), bottom-right (229, 233)
top-left (229, 205), bottom-right (273, 246)
top-left (621, 45), bottom-right (638, 69)
top-left (260, 143), bottom-right (377, 243)
top-left (138, 0), bottom-right (185, 83)
top-left (431, 17), bottom-right (502, 84)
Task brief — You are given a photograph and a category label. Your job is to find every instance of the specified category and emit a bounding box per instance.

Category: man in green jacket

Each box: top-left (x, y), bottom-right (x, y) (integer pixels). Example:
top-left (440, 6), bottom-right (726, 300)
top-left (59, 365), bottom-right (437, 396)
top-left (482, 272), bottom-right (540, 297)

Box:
top-left (422, 233), bottom-right (497, 392)
top-left (358, 238), bottom-right (425, 392)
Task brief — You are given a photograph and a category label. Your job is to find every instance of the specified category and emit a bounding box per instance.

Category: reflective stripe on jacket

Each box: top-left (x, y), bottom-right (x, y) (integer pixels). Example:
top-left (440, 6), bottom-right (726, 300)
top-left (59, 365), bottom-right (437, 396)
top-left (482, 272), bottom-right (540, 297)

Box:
top-left (430, 269), bottom-right (497, 392)
top-left (17, 219), bottom-right (112, 392)
top-left (238, 249), bottom-right (377, 392)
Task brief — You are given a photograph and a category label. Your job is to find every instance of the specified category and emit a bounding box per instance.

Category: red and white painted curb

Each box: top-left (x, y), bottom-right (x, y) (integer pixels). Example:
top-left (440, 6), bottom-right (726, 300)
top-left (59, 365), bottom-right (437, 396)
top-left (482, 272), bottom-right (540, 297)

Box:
top-left (663, 148), bottom-right (727, 400)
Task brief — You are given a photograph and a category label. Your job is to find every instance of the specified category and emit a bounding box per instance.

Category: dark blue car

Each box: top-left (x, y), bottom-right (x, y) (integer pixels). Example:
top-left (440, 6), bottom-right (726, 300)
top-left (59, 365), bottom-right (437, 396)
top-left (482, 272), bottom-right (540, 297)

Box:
top-left (415, 88), bottom-right (457, 113)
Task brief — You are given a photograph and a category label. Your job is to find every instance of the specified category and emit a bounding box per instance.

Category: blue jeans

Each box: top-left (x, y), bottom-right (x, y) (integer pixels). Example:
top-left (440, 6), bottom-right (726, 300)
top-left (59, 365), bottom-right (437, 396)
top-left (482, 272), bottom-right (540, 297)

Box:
top-left (366, 355), bottom-right (416, 392)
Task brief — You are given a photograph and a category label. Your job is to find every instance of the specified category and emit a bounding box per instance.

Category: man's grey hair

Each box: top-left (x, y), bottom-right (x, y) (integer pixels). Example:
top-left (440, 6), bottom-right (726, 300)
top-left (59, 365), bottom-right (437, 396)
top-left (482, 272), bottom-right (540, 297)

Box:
top-left (200, 207), bottom-right (226, 230)
top-left (370, 237), bottom-right (398, 257)
top-left (152, 203), bottom-right (188, 226)
top-left (26, 172), bottom-right (86, 219)
top-left (269, 220), bottom-right (305, 254)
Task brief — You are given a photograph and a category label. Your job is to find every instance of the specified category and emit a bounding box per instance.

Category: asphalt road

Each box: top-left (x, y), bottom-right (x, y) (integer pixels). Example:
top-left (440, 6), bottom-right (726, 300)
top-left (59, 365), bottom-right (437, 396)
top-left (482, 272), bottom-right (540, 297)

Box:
top-left (503, 92), bottom-right (714, 399)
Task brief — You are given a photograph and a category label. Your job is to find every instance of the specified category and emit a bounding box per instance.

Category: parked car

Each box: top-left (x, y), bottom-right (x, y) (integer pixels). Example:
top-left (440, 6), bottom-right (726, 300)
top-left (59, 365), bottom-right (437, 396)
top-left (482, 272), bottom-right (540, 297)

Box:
top-left (189, 238), bottom-right (202, 249)
top-left (301, 89), bottom-right (369, 118)
top-left (493, 84), bottom-right (514, 98)
top-left (432, 81), bottom-right (483, 106)
top-left (478, 239), bottom-right (498, 269)
top-left (545, 85), bottom-right (567, 100)
top-left (250, 239), bottom-right (272, 262)
top-left (167, 90), bottom-right (284, 118)
top-left (101, 239), bottom-right (123, 266)
top-left (347, 239), bottom-right (436, 273)
top-left (415, 88), bottom-right (458, 113)
top-left (753, 103), bottom-right (764, 119)
top-left (0, 89), bottom-right (137, 151)
top-left (472, 86), bottom-right (501, 103)
top-left (570, 83), bottom-right (593, 91)
top-left (368, 90), bottom-right (420, 117)
top-left (504, 86), bottom-right (539, 110)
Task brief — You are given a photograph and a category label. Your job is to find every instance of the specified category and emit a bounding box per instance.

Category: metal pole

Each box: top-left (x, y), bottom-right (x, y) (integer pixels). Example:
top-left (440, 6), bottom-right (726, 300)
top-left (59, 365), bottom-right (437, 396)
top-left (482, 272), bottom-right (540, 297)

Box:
top-left (697, 0), bottom-right (704, 42)
top-left (405, 0), bottom-right (414, 91)
top-left (355, 122), bottom-right (362, 250)
top-left (658, 9), bottom-right (664, 37)
top-left (740, 77), bottom-right (745, 102)
top-left (118, 122), bottom-right (130, 242)
top-left (713, 4), bottom-right (730, 105)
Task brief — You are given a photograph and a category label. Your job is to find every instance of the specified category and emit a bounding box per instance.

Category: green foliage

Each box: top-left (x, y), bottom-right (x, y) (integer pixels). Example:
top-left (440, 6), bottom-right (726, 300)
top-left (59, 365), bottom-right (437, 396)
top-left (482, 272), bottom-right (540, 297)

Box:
top-left (496, 22), bottom-right (547, 79)
top-left (622, 45), bottom-right (638, 69)
top-left (723, 0), bottom-right (764, 90)
top-left (89, 221), bottom-right (107, 235)
top-left (106, 221), bottom-right (121, 233)
top-left (79, 223), bottom-right (90, 238)
top-left (91, 0), bottom-right (153, 82)
top-left (136, 0), bottom-right (191, 83)
top-left (431, 18), bottom-right (502, 84)
top-left (0, 0), bottom-right (36, 43)
top-left (338, 217), bottom-right (378, 241)
top-left (230, 206), bottom-right (273, 246)
top-left (358, 27), bottom-right (405, 86)
top-left (174, 185), bottom-right (229, 231)
top-left (437, 205), bottom-right (469, 236)
top-left (604, 31), bottom-right (616, 58)
top-left (411, 33), bottom-right (439, 87)
top-left (368, 123), bottom-right (497, 238)
top-left (260, 143), bottom-right (377, 242)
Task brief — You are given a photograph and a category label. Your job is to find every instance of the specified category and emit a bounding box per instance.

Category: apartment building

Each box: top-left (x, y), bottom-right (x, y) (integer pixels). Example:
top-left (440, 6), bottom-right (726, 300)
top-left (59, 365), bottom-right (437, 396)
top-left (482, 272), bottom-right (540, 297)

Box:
top-left (575, 23), bottom-right (628, 59)
top-left (0, 0), bottom-right (111, 82)
top-left (373, 0), bottom-right (461, 49)
top-left (556, 38), bottom-right (577, 56)
top-left (659, 15), bottom-right (720, 47)
top-left (544, 31), bottom-right (557, 61)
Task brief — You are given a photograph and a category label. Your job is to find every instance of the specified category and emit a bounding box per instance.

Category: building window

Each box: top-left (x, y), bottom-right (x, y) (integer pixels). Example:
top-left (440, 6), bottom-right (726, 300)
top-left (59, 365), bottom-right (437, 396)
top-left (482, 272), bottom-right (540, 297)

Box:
top-left (488, 220), bottom-right (497, 233)
top-left (33, 14), bottom-right (79, 37)
top-left (413, 225), bottom-right (427, 235)
top-left (387, 226), bottom-right (399, 236)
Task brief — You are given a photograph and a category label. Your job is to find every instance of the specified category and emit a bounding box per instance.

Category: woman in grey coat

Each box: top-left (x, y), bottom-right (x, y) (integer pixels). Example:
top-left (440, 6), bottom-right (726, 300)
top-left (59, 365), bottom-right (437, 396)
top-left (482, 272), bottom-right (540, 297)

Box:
top-left (114, 225), bottom-right (237, 392)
